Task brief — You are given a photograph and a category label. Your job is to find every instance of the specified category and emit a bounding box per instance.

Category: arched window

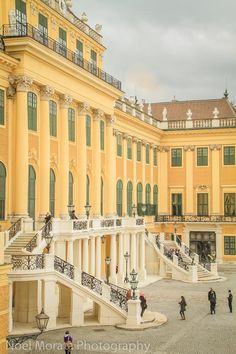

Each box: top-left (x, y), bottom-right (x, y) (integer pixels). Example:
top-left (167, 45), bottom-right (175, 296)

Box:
top-left (28, 165), bottom-right (36, 220)
top-left (86, 175), bottom-right (90, 205)
top-left (50, 169), bottom-right (56, 216)
top-left (127, 181), bottom-right (133, 216)
top-left (49, 100), bottom-right (57, 137)
top-left (86, 115), bottom-right (91, 146)
top-left (146, 144), bottom-right (150, 164)
top-left (116, 179), bottom-right (123, 217)
top-left (0, 162), bottom-right (6, 220)
top-left (127, 138), bottom-right (132, 159)
top-left (68, 172), bottom-right (73, 205)
top-left (101, 177), bottom-right (104, 215)
top-left (137, 141), bottom-right (141, 161)
top-left (137, 182), bottom-right (143, 216)
top-left (100, 120), bottom-right (105, 150)
top-left (28, 92), bottom-right (37, 131)
top-left (145, 184), bottom-right (151, 204)
top-left (153, 185), bottom-right (158, 215)
top-left (68, 108), bottom-right (75, 142)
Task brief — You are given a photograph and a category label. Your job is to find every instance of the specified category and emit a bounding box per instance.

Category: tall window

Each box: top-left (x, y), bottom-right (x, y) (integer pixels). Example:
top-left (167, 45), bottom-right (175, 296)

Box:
top-left (117, 134), bottom-right (122, 157)
top-left (0, 162), bottom-right (6, 220)
top-left (153, 147), bottom-right (157, 166)
top-left (137, 182), bottom-right (143, 216)
top-left (101, 177), bottom-right (103, 216)
top-left (197, 193), bottom-right (208, 216)
top-left (15, 0), bottom-right (27, 34)
top-left (50, 169), bottom-right (56, 216)
top-left (127, 181), bottom-right (133, 216)
top-left (38, 13), bottom-right (48, 44)
top-left (137, 141), bottom-right (141, 161)
top-left (86, 115), bottom-right (91, 146)
top-left (146, 144), bottom-right (150, 164)
top-left (224, 193), bottom-right (236, 216)
top-left (116, 179), bottom-right (123, 217)
top-left (28, 165), bottom-right (36, 220)
top-left (172, 193), bottom-right (182, 216)
top-left (28, 92), bottom-right (37, 131)
top-left (68, 172), bottom-right (73, 206)
top-left (58, 27), bottom-right (67, 57)
top-left (68, 108), bottom-right (75, 142)
top-left (224, 146), bottom-right (235, 165)
top-left (100, 120), bottom-right (104, 150)
top-left (86, 175), bottom-right (90, 205)
top-left (0, 89), bottom-right (4, 125)
top-left (145, 184), bottom-right (151, 204)
top-left (91, 50), bottom-right (97, 74)
top-left (224, 236), bottom-right (236, 255)
top-left (49, 100), bottom-right (57, 137)
top-left (76, 39), bottom-right (83, 66)
top-left (127, 138), bottom-right (132, 160)
top-left (197, 147), bottom-right (208, 166)
top-left (171, 148), bottom-right (182, 167)
top-left (153, 185), bottom-right (158, 215)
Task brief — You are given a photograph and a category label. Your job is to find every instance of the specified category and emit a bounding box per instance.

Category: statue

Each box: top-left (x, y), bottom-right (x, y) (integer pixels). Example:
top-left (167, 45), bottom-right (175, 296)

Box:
top-left (148, 103), bottom-right (152, 116)
top-left (186, 109), bottom-right (192, 120)
top-left (162, 107), bottom-right (167, 121)
top-left (95, 24), bottom-right (102, 33)
top-left (213, 107), bottom-right (219, 119)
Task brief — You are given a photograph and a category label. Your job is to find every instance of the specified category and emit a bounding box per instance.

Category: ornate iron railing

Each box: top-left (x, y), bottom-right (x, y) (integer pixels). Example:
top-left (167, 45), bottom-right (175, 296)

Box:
top-left (81, 272), bottom-right (102, 295)
top-left (156, 236), bottom-right (161, 249)
top-left (12, 254), bottom-right (44, 271)
top-left (202, 262), bottom-right (211, 271)
top-left (8, 218), bottom-right (22, 240)
top-left (136, 218), bottom-right (144, 226)
top-left (89, 220), bottom-right (93, 229)
top-left (54, 256), bottom-right (75, 280)
top-left (116, 218), bottom-right (122, 227)
top-left (163, 246), bottom-right (173, 261)
top-left (155, 215), bottom-right (236, 223)
top-left (73, 220), bottom-right (88, 230)
top-left (178, 258), bottom-right (189, 271)
top-left (25, 219), bottom-right (52, 252)
top-left (110, 284), bottom-right (128, 312)
top-left (2, 23), bottom-right (121, 90)
top-left (25, 234), bottom-right (38, 252)
top-left (100, 219), bottom-right (115, 228)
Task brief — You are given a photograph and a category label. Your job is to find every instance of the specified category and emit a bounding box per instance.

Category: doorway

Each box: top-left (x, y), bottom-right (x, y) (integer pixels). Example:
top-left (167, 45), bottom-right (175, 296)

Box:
top-left (190, 231), bottom-right (216, 262)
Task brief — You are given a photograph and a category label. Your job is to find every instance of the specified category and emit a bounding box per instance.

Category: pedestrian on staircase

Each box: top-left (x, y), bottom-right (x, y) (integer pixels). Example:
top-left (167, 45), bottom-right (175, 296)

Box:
top-left (44, 212), bottom-right (51, 224)
top-left (228, 290), bottom-right (233, 313)
top-left (179, 296), bottom-right (187, 320)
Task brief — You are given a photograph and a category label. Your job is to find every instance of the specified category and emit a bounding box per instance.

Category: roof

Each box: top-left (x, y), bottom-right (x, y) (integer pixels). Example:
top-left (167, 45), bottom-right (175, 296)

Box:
top-left (144, 98), bottom-right (236, 121)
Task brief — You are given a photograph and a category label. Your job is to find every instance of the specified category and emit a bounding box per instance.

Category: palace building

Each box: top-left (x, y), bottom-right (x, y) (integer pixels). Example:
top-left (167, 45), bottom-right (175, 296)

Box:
top-left (0, 0), bottom-right (236, 345)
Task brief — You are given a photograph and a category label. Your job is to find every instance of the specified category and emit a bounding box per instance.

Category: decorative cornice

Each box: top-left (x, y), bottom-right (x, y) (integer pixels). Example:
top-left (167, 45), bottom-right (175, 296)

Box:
top-left (132, 137), bottom-right (138, 143)
top-left (60, 94), bottom-right (73, 108)
top-left (6, 86), bottom-right (16, 99)
top-left (122, 133), bottom-right (129, 140)
top-left (78, 102), bottom-right (90, 115)
top-left (93, 109), bottom-right (104, 121)
top-left (157, 146), bottom-right (169, 152)
top-left (106, 114), bottom-right (116, 126)
top-left (40, 85), bottom-right (55, 101)
top-left (209, 144), bottom-right (221, 151)
top-left (9, 75), bottom-right (33, 92)
top-left (183, 145), bottom-right (195, 152)
top-left (142, 140), bottom-right (147, 146)
top-left (113, 128), bottom-right (119, 137)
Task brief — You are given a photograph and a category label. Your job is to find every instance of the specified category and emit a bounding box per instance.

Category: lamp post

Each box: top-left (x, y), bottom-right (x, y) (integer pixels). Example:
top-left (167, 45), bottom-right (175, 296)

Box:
top-left (141, 204), bottom-right (147, 217)
top-left (124, 251), bottom-right (130, 283)
top-left (84, 204), bottom-right (91, 219)
top-left (44, 231), bottom-right (53, 252)
top-left (105, 256), bottom-right (111, 284)
top-left (67, 204), bottom-right (75, 218)
top-left (130, 269), bottom-right (139, 300)
top-left (132, 204), bottom-right (137, 218)
top-left (7, 308), bottom-right (49, 348)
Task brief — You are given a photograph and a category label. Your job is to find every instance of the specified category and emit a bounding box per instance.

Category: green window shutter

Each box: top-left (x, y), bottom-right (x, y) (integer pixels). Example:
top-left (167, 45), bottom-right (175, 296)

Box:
top-left (0, 89), bottom-right (4, 125)
top-left (68, 172), bottom-right (73, 205)
top-left (59, 28), bottom-right (67, 42)
top-left (49, 101), bottom-right (57, 137)
top-left (127, 181), bottom-right (133, 216)
top-left (137, 182), bottom-right (143, 216)
top-left (145, 184), bottom-right (151, 204)
top-left (197, 193), bottom-right (208, 216)
top-left (101, 178), bottom-right (103, 216)
top-left (224, 146), bottom-right (235, 165)
top-left (49, 169), bottom-right (56, 216)
top-left (137, 141), bottom-right (141, 161)
top-left (153, 185), bottom-right (158, 215)
top-left (154, 147), bottom-right (157, 166)
top-left (86, 115), bottom-right (91, 146)
top-left (224, 193), bottom-right (236, 216)
top-left (172, 193), bottom-right (182, 216)
top-left (172, 148), bottom-right (182, 167)
top-left (39, 13), bottom-right (47, 28)
top-left (16, 0), bottom-right (26, 14)
top-left (28, 92), bottom-right (37, 131)
top-left (100, 120), bottom-right (104, 150)
top-left (77, 40), bottom-right (83, 54)
top-left (146, 145), bottom-right (150, 164)
top-left (68, 108), bottom-right (75, 142)
top-left (197, 147), bottom-right (208, 166)
top-left (91, 50), bottom-right (97, 63)
top-left (127, 138), bottom-right (132, 159)
top-left (224, 236), bottom-right (236, 255)
top-left (86, 175), bottom-right (90, 205)
top-left (116, 180), bottom-right (123, 217)
top-left (0, 162), bottom-right (6, 220)
top-left (117, 135), bottom-right (122, 156)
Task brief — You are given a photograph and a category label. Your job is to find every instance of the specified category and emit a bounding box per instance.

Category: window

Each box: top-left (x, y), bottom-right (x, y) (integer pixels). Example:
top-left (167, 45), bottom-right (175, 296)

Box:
top-left (101, 178), bottom-right (103, 216)
top-left (28, 165), bottom-right (36, 220)
top-left (197, 193), bottom-right (208, 216)
top-left (76, 39), bottom-right (83, 66)
top-left (224, 236), bottom-right (236, 255)
top-left (127, 181), bottom-right (133, 216)
top-left (197, 147), bottom-right (208, 166)
top-left (224, 146), bottom-right (235, 165)
top-left (28, 92), bottom-right (37, 131)
top-left (100, 120), bottom-right (104, 150)
top-left (86, 115), bottom-right (91, 146)
top-left (117, 134), bottom-right (122, 157)
top-left (0, 89), bottom-right (4, 125)
top-left (91, 50), bottom-right (97, 74)
top-left (153, 185), bottom-right (158, 215)
top-left (0, 162), bottom-right (6, 220)
top-left (116, 179), bottom-right (123, 217)
top-left (15, 0), bottom-right (27, 34)
top-left (58, 27), bottom-right (67, 57)
top-left (224, 193), bottom-right (236, 216)
top-left (127, 138), bottom-right (132, 159)
top-left (172, 193), bottom-right (182, 216)
top-left (50, 169), bottom-right (56, 217)
top-left (145, 184), bottom-right (151, 204)
top-left (137, 141), bottom-right (141, 161)
top-left (68, 108), bottom-right (75, 142)
top-left (146, 144), bottom-right (150, 164)
top-left (153, 147), bottom-right (157, 166)
top-left (49, 101), bottom-right (57, 137)
top-left (86, 175), bottom-right (90, 205)
top-left (38, 13), bottom-right (48, 45)
top-left (171, 148), bottom-right (182, 167)
top-left (137, 182), bottom-right (143, 216)
top-left (68, 172), bottom-right (73, 205)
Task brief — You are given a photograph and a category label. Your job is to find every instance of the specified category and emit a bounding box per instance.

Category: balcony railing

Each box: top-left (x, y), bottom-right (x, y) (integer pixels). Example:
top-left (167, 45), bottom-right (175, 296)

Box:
top-left (2, 23), bottom-right (121, 91)
top-left (155, 215), bottom-right (236, 223)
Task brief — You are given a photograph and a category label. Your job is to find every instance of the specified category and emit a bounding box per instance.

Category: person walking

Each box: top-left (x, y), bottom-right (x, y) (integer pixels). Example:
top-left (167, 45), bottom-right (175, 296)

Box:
top-left (179, 296), bottom-right (187, 320)
top-left (139, 291), bottom-right (147, 317)
top-left (64, 330), bottom-right (73, 354)
top-left (228, 290), bottom-right (233, 313)
top-left (208, 288), bottom-right (217, 314)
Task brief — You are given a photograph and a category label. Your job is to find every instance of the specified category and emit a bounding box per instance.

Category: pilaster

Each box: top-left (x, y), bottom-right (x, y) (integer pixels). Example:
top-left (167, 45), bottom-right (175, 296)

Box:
top-left (184, 145), bottom-right (194, 215)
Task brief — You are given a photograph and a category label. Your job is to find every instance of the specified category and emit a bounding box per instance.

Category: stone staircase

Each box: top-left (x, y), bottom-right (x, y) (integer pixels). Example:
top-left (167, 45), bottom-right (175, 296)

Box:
top-left (4, 232), bottom-right (36, 255)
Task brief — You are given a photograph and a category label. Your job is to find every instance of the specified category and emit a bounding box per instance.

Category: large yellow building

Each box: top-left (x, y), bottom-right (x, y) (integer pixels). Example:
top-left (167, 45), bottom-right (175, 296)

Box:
top-left (0, 0), bottom-right (236, 340)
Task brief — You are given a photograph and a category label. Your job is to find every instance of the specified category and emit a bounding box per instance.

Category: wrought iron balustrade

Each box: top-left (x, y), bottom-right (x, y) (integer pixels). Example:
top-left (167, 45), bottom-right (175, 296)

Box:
top-left (81, 272), bottom-right (102, 295)
top-left (110, 284), bottom-right (128, 312)
top-left (25, 220), bottom-right (52, 252)
top-left (25, 234), bottom-right (38, 252)
top-left (178, 258), bottom-right (189, 271)
top-left (100, 219), bottom-right (115, 228)
top-left (163, 246), bottom-right (173, 261)
top-left (136, 218), bottom-right (144, 226)
top-left (12, 254), bottom-right (44, 271)
top-left (155, 215), bottom-right (236, 223)
top-left (8, 218), bottom-right (22, 240)
top-left (2, 23), bottom-right (121, 90)
top-left (116, 218), bottom-right (122, 227)
top-left (54, 256), bottom-right (75, 280)
top-left (156, 237), bottom-right (161, 249)
top-left (73, 220), bottom-right (88, 230)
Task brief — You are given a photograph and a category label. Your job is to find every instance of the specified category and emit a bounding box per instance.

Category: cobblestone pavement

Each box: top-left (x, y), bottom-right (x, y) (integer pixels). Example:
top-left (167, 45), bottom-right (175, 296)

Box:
top-left (9, 266), bottom-right (236, 354)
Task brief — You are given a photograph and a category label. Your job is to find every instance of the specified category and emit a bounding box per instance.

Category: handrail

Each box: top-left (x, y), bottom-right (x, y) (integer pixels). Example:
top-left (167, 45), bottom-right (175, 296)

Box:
top-left (110, 283), bottom-right (128, 312)
top-left (8, 218), bottom-right (22, 241)
top-left (25, 219), bottom-right (52, 252)
top-left (81, 271), bottom-right (102, 295)
top-left (11, 254), bottom-right (44, 270)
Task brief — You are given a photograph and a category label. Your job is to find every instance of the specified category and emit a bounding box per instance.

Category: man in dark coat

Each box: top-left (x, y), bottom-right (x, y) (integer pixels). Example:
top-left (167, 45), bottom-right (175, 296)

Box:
top-left (228, 290), bottom-right (233, 313)
top-left (208, 288), bottom-right (216, 314)
top-left (139, 292), bottom-right (147, 317)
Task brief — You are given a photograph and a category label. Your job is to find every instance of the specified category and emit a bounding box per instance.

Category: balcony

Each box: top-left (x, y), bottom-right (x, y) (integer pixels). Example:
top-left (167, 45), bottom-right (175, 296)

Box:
top-left (155, 215), bottom-right (236, 223)
top-left (1, 23), bottom-right (121, 91)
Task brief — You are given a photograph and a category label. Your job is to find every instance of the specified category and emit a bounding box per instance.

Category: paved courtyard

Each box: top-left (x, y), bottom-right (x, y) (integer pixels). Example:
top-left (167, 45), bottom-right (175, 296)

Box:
top-left (9, 265), bottom-right (236, 354)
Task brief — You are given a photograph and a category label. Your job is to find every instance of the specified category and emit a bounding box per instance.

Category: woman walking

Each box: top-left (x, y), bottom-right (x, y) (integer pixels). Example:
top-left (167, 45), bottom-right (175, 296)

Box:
top-left (179, 296), bottom-right (187, 320)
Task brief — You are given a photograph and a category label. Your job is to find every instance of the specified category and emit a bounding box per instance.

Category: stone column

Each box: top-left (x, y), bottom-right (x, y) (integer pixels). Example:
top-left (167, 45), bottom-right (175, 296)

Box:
top-left (210, 145), bottom-right (221, 215)
top-left (8, 281), bottom-right (13, 333)
top-left (184, 146), bottom-right (194, 215)
top-left (92, 109), bottom-right (103, 217)
top-left (59, 94), bottom-right (72, 219)
top-left (141, 141), bottom-right (146, 193)
top-left (117, 233), bottom-right (124, 284)
top-left (131, 232), bottom-right (137, 271)
top-left (105, 115), bottom-right (117, 216)
top-left (39, 86), bottom-right (54, 219)
top-left (95, 236), bottom-right (102, 278)
top-left (70, 291), bottom-right (84, 326)
top-left (90, 237), bottom-right (95, 276)
top-left (123, 134), bottom-right (128, 215)
top-left (109, 234), bottom-right (117, 284)
top-left (124, 232), bottom-right (130, 272)
top-left (67, 240), bottom-right (74, 264)
top-left (136, 234), bottom-right (139, 271)
top-left (216, 226), bottom-right (223, 263)
top-left (37, 280), bottom-right (42, 314)
top-left (11, 75), bottom-right (33, 217)
top-left (150, 144), bottom-right (154, 204)
top-left (43, 280), bottom-right (57, 329)
top-left (132, 137), bottom-right (137, 206)
top-left (82, 238), bottom-right (89, 272)
top-left (78, 239), bottom-right (82, 269)
top-left (158, 146), bottom-right (169, 215)
top-left (139, 232), bottom-right (147, 280)
top-left (77, 103), bottom-right (90, 217)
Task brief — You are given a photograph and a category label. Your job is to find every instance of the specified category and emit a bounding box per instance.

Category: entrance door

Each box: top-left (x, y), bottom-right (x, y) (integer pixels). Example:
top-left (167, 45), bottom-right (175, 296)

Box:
top-left (28, 165), bottom-right (36, 221)
top-left (190, 231), bottom-right (216, 262)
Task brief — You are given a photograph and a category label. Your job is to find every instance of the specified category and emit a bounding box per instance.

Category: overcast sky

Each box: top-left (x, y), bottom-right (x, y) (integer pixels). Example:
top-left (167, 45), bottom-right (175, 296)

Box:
top-left (74, 0), bottom-right (236, 104)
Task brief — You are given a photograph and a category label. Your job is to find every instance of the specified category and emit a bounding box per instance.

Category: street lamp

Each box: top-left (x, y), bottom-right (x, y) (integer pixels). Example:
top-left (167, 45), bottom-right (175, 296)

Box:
top-left (7, 308), bottom-right (49, 348)
top-left (130, 269), bottom-right (139, 300)
top-left (105, 256), bottom-right (111, 284)
top-left (124, 251), bottom-right (130, 283)
top-left (67, 204), bottom-right (75, 218)
top-left (84, 204), bottom-right (91, 219)
top-left (132, 204), bottom-right (137, 218)
top-left (141, 204), bottom-right (147, 216)
top-left (44, 231), bottom-right (53, 252)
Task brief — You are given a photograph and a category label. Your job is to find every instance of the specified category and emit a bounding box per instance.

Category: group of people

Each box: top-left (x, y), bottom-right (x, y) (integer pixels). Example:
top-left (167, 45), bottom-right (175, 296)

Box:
top-left (166, 248), bottom-right (184, 262)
